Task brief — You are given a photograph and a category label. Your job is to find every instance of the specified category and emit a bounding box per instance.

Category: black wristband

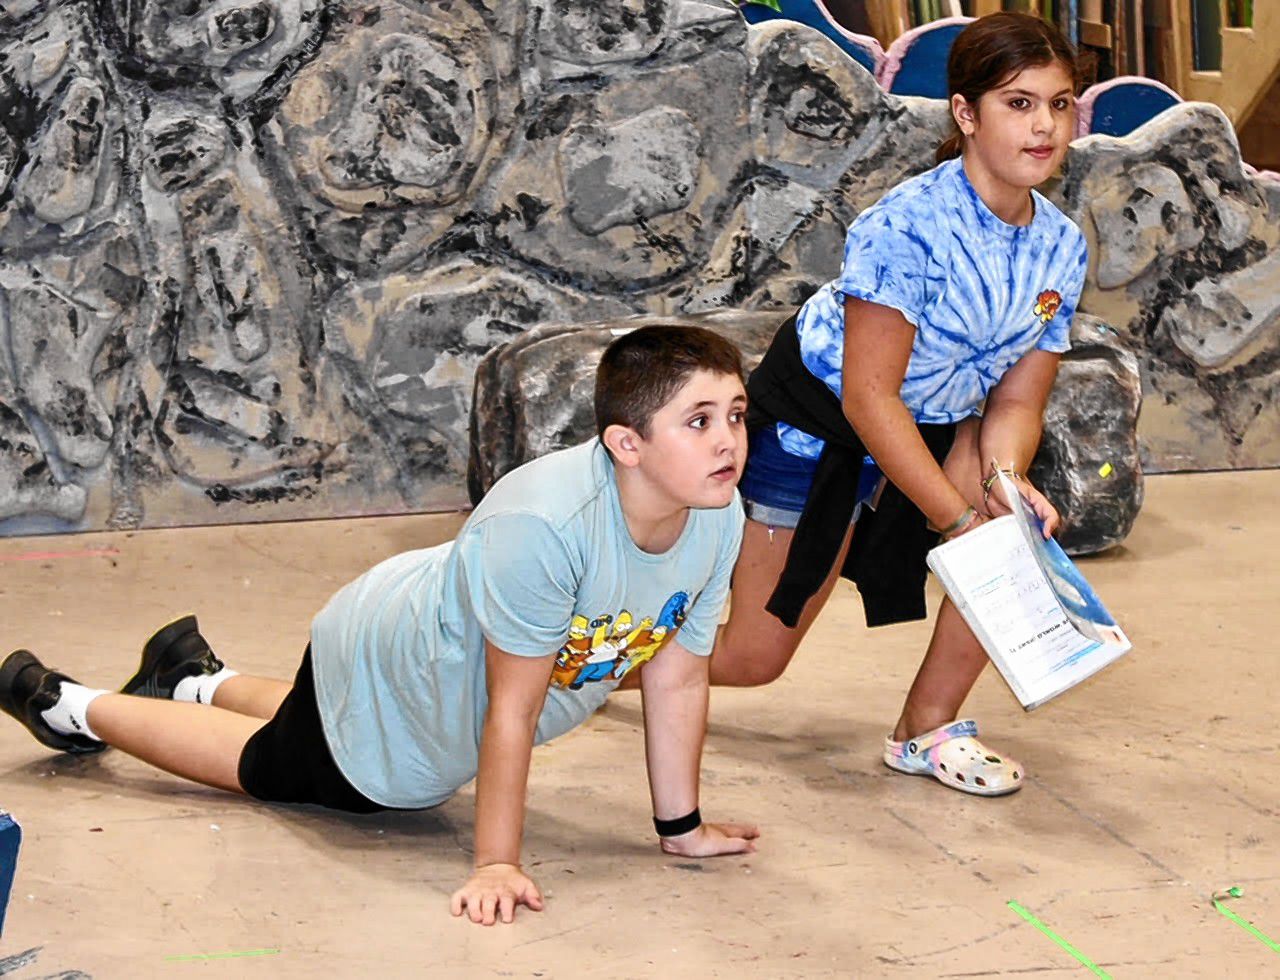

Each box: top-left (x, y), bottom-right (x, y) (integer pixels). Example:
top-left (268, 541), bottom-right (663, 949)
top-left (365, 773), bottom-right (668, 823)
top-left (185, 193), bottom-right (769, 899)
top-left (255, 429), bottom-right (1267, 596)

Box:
top-left (653, 807), bottom-right (701, 838)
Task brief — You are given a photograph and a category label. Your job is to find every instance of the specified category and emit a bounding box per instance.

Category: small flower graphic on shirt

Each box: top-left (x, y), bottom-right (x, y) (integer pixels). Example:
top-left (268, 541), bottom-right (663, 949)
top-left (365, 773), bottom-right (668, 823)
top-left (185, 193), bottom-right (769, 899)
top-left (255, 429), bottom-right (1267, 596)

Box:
top-left (1034, 290), bottom-right (1063, 323)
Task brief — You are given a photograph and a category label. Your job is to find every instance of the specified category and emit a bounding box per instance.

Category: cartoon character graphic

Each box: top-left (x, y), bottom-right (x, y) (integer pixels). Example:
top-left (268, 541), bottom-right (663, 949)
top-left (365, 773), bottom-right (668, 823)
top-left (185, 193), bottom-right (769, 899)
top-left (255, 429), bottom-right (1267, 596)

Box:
top-left (1033, 290), bottom-right (1062, 323)
top-left (612, 591), bottom-right (689, 680)
top-left (548, 592), bottom-right (691, 690)
top-left (550, 614), bottom-right (595, 688)
top-left (569, 612), bottom-right (648, 690)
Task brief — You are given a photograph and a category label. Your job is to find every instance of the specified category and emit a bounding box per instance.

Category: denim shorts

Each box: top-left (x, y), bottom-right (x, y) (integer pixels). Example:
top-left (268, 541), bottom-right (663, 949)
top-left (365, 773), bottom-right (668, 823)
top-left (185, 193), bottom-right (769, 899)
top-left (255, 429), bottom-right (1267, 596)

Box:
top-left (739, 425), bottom-right (880, 529)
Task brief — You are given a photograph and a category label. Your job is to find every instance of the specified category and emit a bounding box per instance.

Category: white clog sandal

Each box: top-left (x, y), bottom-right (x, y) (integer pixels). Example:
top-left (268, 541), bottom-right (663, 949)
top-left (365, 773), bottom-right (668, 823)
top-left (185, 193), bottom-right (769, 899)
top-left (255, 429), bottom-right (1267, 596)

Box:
top-left (884, 719), bottom-right (1023, 796)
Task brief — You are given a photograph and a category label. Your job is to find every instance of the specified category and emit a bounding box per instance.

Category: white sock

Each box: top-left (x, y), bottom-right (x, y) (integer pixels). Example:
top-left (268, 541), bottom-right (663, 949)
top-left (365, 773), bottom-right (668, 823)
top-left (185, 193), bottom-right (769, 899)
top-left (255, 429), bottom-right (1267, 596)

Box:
top-left (173, 668), bottom-right (239, 706)
top-left (41, 682), bottom-right (108, 741)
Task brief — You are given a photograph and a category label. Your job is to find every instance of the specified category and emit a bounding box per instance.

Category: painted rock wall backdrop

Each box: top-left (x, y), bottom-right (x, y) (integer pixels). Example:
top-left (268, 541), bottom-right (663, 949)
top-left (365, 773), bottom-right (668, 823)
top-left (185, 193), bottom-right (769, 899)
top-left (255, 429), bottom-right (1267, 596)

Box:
top-left (0, 1), bottom-right (1274, 534)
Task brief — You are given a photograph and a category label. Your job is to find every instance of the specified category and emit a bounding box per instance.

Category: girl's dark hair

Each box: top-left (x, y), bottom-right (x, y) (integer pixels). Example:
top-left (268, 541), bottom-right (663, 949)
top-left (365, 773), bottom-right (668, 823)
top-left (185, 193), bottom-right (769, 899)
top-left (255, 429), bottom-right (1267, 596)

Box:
top-left (936, 12), bottom-right (1085, 164)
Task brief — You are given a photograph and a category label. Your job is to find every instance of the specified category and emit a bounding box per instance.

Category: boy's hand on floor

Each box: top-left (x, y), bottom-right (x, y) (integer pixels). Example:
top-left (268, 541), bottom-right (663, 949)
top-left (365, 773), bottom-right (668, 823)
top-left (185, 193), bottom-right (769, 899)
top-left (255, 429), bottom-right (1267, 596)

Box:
top-left (450, 863), bottom-right (544, 925)
top-left (659, 821), bottom-right (759, 858)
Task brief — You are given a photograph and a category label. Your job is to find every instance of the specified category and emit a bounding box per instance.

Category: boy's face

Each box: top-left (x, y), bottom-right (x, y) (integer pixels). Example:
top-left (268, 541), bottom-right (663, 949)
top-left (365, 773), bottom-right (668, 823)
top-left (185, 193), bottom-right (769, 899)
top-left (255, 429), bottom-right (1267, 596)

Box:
top-left (629, 369), bottom-right (748, 511)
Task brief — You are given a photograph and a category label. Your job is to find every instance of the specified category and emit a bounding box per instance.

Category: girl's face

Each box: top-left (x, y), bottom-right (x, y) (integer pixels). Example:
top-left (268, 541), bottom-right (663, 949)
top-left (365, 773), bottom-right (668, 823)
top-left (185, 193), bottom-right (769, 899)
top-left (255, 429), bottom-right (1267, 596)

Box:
top-left (953, 61), bottom-right (1076, 193)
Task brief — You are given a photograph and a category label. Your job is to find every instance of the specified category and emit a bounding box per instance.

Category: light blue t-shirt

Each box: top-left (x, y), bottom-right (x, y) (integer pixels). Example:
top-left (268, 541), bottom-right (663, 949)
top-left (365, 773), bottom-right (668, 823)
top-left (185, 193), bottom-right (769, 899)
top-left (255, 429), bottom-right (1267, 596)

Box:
top-left (779, 156), bottom-right (1088, 458)
top-left (309, 439), bottom-right (744, 808)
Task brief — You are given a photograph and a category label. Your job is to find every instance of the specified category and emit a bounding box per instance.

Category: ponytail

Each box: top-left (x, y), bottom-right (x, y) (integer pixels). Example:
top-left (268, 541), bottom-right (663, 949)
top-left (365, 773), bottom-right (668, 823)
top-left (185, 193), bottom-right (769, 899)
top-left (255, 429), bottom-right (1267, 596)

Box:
top-left (935, 131), bottom-right (964, 164)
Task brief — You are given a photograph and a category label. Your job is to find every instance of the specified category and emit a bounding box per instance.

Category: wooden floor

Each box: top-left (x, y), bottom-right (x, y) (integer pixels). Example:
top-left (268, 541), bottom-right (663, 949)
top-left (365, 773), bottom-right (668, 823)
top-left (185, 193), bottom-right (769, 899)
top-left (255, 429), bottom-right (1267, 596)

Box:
top-left (1, 470), bottom-right (1277, 978)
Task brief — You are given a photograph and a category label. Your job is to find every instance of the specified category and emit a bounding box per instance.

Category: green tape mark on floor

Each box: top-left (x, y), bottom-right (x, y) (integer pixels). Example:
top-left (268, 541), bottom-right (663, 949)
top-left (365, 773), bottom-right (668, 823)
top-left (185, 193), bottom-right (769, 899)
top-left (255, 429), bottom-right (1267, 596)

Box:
top-left (1214, 888), bottom-right (1280, 954)
top-left (1007, 901), bottom-right (1112, 978)
top-left (165, 948), bottom-right (281, 962)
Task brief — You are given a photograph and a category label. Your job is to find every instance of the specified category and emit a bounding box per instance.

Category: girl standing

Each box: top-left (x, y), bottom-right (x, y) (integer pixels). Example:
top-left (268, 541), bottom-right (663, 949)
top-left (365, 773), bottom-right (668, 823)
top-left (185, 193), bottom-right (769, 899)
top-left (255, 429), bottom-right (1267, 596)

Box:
top-left (714, 12), bottom-right (1089, 795)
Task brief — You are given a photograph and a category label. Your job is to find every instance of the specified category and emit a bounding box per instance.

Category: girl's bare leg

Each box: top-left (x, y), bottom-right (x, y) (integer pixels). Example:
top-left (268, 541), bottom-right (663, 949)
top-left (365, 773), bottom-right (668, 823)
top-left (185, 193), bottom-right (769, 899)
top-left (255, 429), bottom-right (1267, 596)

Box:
top-left (707, 518), bottom-right (856, 687)
top-left (891, 597), bottom-right (988, 741)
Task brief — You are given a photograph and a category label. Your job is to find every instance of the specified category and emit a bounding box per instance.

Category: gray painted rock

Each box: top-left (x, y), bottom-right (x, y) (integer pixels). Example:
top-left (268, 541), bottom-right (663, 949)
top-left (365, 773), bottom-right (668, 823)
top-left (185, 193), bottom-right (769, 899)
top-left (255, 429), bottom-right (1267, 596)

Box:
top-left (490, 2), bottom-right (755, 293)
top-left (469, 309), bottom-right (1143, 555)
top-left (0, 389), bottom-right (87, 523)
top-left (98, 0), bottom-right (327, 101)
top-left (1028, 315), bottom-right (1144, 555)
top-left (675, 23), bottom-right (952, 312)
top-left (135, 102), bottom-right (351, 508)
top-left (325, 257), bottom-right (636, 488)
top-left (468, 310), bottom-right (786, 502)
top-left (0, 1), bottom-right (1268, 536)
top-left (263, 1), bottom-right (526, 277)
top-left (1052, 103), bottom-right (1280, 472)
top-left (0, 3), bottom-right (141, 529)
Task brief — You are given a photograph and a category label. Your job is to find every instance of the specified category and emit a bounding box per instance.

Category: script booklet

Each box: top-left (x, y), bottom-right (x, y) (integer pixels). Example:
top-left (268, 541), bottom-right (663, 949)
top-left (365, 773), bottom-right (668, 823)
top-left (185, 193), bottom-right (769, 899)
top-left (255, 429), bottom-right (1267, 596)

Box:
top-left (925, 472), bottom-right (1131, 710)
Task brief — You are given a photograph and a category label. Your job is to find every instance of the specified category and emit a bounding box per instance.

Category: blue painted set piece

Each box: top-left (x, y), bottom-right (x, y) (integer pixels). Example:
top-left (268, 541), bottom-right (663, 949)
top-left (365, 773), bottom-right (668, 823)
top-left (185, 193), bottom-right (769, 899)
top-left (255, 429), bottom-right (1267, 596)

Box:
top-left (738, 0), bottom-right (882, 74)
top-left (883, 21), bottom-right (969, 99)
top-left (0, 810), bottom-right (20, 936)
top-left (1086, 82), bottom-right (1181, 137)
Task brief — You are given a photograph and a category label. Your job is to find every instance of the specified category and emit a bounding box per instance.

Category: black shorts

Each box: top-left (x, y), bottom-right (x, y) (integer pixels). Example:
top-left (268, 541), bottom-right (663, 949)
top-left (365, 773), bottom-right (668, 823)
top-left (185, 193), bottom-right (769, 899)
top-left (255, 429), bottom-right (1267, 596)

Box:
top-left (237, 646), bottom-right (387, 814)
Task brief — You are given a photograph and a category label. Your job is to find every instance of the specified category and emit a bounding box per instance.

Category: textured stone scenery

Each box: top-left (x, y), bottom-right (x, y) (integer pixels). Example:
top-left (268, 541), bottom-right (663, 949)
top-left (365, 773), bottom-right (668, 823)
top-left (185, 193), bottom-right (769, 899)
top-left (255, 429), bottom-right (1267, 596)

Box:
top-left (0, 1), bottom-right (1273, 535)
top-left (1026, 314), bottom-right (1144, 554)
top-left (468, 311), bottom-right (784, 503)
top-left (471, 311), bottom-right (1143, 555)
top-left (1055, 103), bottom-right (1280, 473)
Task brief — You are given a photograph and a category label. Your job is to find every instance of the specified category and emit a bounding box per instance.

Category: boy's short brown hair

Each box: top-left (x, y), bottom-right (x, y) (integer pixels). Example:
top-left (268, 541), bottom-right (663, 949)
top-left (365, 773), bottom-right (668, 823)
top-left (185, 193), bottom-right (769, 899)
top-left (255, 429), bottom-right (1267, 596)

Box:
top-left (594, 325), bottom-right (745, 439)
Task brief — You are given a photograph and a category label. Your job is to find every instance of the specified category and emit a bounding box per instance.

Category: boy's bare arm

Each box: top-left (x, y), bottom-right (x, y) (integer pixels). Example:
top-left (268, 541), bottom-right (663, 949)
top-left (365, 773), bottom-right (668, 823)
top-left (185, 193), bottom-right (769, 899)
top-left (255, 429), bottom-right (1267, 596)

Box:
top-left (640, 640), bottom-right (759, 857)
top-left (450, 641), bottom-right (554, 926)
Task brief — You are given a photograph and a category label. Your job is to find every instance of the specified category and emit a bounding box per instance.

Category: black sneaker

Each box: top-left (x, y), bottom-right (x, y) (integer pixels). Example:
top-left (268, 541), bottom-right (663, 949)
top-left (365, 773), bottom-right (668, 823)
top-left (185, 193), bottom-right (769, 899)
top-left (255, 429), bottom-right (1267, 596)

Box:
top-left (0, 649), bottom-right (108, 754)
top-left (121, 615), bottom-right (225, 702)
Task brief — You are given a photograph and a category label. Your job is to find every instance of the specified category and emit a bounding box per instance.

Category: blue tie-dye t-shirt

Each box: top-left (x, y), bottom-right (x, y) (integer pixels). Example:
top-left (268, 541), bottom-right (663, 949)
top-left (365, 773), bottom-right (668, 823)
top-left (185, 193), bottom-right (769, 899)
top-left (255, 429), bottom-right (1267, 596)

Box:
top-left (778, 157), bottom-right (1088, 459)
